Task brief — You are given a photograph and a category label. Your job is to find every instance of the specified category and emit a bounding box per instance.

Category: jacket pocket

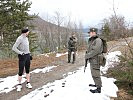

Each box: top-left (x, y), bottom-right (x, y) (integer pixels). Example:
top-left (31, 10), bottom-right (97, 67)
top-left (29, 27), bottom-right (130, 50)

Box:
top-left (98, 54), bottom-right (106, 66)
top-left (89, 57), bottom-right (98, 64)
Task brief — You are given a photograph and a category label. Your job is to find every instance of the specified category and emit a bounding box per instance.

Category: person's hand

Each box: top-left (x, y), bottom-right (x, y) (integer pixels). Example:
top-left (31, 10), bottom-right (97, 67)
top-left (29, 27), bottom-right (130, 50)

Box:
top-left (30, 54), bottom-right (33, 60)
top-left (21, 53), bottom-right (25, 55)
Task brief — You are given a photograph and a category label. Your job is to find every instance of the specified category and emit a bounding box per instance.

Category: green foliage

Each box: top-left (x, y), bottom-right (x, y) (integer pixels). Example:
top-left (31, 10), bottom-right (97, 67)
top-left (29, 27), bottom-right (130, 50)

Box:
top-left (101, 15), bottom-right (129, 41)
top-left (100, 23), bottom-right (111, 41)
top-left (102, 23), bottom-right (110, 36)
top-left (29, 31), bottom-right (38, 53)
top-left (128, 61), bottom-right (133, 67)
top-left (43, 48), bottom-right (50, 53)
top-left (111, 67), bottom-right (133, 82)
top-left (0, 0), bottom-right (37, 58)
top-left (118, 55), bottom-right (133, 81)
top-left (57, 47), bottom-right (65, 53)
top-left (110, 54), bottom-right (133, 95)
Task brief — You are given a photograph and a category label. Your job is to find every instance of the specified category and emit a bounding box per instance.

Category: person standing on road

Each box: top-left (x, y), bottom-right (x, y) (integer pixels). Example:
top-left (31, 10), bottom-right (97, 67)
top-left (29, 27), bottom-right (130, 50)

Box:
top-left (68, 34), bottom-right (77, 64)
top-left (12, 29), bottom-right (32, 92)
top-left (85, 28), bottom-right (104, 93)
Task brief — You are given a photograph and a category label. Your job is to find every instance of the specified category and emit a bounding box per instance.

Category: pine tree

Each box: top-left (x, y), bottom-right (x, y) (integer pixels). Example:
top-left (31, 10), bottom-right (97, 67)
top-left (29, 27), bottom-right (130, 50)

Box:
top-left (102, 23), bottom-right (111, 41)
top-left (0, 0), bottom-right (37, 58)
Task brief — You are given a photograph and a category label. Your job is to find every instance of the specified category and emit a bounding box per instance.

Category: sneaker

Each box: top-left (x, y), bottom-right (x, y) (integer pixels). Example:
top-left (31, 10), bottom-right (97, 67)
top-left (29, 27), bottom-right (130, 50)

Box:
top-left (26, 83), bottom-right (32, 89)
top-left (89, 84), bottom-right (96, 87)
top-left (17, 84), bottom-right (22, 92)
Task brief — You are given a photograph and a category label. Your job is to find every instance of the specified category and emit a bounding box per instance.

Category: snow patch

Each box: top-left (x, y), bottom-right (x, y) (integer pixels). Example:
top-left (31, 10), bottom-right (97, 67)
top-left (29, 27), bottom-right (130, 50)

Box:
top-left (101, 51), bottom-right (121, 74)
top-left (0, 66), bottom-right (57, 93)
top-left (32, 66), bottom-right (57, 73)
top-left (56, 52), bottom-right (68, 57)
top-left (19, 66), bottom-right (118, 100)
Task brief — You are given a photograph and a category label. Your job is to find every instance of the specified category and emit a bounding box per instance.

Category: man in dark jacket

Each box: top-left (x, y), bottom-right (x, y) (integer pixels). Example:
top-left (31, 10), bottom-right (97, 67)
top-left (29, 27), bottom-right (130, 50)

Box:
top-left (85, 28), bottom-right (103, 93)
top-left (68, 34), bottom-right (77, 64)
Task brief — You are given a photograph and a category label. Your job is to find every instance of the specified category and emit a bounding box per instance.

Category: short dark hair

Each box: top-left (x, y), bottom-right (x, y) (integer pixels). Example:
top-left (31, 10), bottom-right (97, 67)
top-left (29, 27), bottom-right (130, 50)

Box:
top-left (21, 29), bottom-right (29, 33)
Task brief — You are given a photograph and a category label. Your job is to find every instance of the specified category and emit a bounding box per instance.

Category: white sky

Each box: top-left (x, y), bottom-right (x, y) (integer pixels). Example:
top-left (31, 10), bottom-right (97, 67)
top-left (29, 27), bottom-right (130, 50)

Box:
top-left (29, 0), bottom-right (133, 27)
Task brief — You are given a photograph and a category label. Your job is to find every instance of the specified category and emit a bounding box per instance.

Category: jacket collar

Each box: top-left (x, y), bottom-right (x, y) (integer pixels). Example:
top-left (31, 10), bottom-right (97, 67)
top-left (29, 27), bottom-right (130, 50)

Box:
top-left (21, 34), bottom-right (27, 38)
top-left (89, 35), bottom-right (98, 41)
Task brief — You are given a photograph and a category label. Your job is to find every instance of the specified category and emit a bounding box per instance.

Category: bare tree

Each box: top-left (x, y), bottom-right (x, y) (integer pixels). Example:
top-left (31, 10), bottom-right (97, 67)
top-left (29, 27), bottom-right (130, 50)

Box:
top-left (53, 11), bottom-right (65, 50)
top-left (100, 0), bottom-right (133, 65)
top-left (101, 0), bottom-right (133, 87)
top-left (32, 11), bottom-right (86, 53)
top-left (112, 0), bottom-right (133, 59)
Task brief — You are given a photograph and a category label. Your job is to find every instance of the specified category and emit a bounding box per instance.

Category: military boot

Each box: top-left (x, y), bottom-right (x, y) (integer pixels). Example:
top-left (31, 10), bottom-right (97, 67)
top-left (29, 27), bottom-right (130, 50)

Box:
top-left (90, 87), bottom-right (101, 93)
top-left (68, 61), bottom-right (70, 63)
top-left (89, 84), bottom-right (96, 87)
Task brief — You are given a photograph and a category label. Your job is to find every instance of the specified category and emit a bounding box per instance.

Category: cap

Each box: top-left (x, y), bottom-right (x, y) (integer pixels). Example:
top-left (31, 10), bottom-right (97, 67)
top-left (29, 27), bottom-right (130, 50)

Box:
top-left (88, 28), bottom-right (98, 33)
top-left (21, 29), bottom-right (29, 33)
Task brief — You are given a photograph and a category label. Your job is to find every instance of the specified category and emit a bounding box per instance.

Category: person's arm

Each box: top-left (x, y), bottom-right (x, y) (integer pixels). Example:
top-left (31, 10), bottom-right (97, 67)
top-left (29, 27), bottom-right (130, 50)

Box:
top-left (85, 38), bottom-right (102, 59)
top-left (67, 39), bottom-right (70, 48)
top-left (12, 37), bottom-right (23, 55)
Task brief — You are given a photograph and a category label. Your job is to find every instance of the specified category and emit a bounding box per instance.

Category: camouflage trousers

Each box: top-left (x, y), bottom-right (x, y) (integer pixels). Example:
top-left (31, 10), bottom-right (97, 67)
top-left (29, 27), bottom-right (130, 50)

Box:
top-left (68, 49), bottom-right (76, 63)
top-left (90, 64), bottom-right (102, 87)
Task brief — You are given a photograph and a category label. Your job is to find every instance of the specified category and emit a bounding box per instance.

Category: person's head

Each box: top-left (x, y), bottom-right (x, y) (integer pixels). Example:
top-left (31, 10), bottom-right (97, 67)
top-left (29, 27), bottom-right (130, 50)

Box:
top-left (71, 33), bottom-right (76, 38)
top-left (70, 37), bottom-right (73, 40)
top-left (88, 28), bottom-right (98, 37)
top-left (21, 29), bottom-right (29, 36)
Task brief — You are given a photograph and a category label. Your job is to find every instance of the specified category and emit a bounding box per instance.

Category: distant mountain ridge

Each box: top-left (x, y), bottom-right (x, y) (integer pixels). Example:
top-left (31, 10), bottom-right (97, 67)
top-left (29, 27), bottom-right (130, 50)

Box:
top-left (82, 28), bottom-right (89, 33)
top-left (28, 16), bottom-right (60, 31)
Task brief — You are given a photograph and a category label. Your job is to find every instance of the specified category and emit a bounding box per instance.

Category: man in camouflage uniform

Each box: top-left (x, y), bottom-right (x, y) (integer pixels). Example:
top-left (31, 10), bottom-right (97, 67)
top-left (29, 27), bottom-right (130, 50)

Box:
top-left (68, 34), bottom-right (77, 64)
top-left (85, 28), bottom-right (103, 93)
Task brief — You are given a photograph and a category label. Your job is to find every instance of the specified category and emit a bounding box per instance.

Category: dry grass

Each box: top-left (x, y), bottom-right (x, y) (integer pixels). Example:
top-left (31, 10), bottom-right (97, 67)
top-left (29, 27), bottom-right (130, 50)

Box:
top-left (113, 89), bottom-right (133, 100)
top-left (0, 59), bottom-right (18, 77)
top-left (107, 37), bottom-right (133, 53)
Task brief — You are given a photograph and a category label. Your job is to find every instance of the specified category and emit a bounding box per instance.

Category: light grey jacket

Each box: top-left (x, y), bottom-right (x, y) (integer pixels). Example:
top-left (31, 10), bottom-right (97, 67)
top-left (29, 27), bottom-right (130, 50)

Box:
top-left (12, 34), bottom-right (30, 55)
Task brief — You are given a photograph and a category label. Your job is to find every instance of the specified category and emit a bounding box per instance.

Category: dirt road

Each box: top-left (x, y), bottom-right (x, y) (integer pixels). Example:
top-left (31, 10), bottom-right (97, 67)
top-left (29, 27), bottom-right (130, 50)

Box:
top-left (0, 51), bottom-right (85, 100)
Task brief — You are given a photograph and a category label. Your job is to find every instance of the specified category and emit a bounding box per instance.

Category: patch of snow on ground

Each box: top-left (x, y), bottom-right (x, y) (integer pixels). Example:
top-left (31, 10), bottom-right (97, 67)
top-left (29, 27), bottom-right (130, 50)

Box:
top-left (31, 66), bottom-right (57, 73)
top-left (101, 51), bottom-right (121, 74)
top-left (0, 66), bottom-right (57, 93)
top-left (56, 52), bottom-right (68, 57)
top-left (19, 66), bottom-right (118, 100)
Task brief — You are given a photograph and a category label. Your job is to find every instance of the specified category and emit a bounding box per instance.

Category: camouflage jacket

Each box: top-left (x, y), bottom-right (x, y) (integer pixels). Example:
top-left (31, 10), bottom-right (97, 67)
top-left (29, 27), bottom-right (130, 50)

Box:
top-left (68, 37), bottom-right (77, 50)
top-left (85, 35), bottom-right (103, 65)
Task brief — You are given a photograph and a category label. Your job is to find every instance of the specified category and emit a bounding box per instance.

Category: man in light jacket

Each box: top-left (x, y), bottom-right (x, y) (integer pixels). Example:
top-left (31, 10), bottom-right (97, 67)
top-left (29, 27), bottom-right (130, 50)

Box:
top-left (12, 29), bottom-right (32, 92)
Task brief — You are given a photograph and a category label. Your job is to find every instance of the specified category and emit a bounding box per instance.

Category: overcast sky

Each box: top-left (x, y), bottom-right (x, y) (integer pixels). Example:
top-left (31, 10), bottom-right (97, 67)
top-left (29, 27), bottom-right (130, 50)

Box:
top-left (29, 0), bottom-right (133, 27)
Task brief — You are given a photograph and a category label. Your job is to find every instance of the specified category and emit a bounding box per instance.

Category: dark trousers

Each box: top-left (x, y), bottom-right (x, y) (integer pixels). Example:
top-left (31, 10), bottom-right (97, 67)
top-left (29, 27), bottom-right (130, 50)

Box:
top-left (68, 49), bottom-right (76, 62)
top-left (18, 54), bottom-right (31, 76)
